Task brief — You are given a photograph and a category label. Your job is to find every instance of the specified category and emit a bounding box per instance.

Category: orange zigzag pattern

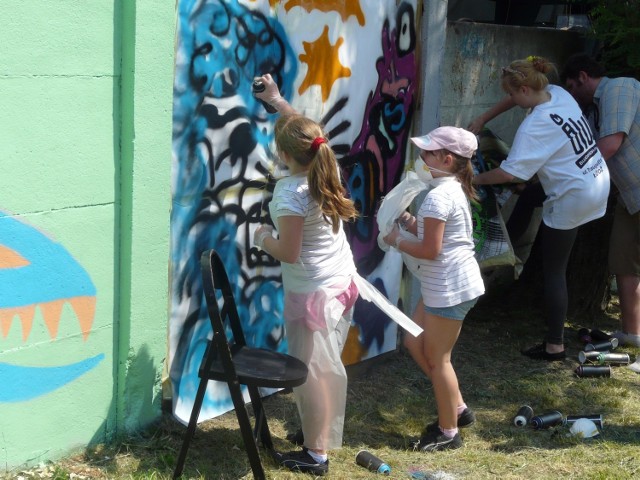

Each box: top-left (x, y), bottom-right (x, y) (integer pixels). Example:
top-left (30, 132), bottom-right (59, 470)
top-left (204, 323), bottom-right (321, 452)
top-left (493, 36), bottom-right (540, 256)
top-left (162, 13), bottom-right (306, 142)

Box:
top-left (0, 296), bottom-right (96, 342)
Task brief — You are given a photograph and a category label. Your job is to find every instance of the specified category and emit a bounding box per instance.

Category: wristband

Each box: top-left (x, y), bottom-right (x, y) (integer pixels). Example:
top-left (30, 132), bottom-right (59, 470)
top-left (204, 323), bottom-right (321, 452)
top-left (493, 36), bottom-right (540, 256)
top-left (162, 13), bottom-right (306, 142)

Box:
top-left (394, 236), bottom-right (403, 250)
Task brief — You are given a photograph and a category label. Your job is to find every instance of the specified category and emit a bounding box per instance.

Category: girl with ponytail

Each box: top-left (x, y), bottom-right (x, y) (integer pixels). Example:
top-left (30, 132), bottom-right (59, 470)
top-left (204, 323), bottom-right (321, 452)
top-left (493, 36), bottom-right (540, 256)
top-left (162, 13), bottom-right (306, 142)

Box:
top-left (382, 126), bottom-right (485, 453)
top-left (252, 74), bottom-right (358, 475)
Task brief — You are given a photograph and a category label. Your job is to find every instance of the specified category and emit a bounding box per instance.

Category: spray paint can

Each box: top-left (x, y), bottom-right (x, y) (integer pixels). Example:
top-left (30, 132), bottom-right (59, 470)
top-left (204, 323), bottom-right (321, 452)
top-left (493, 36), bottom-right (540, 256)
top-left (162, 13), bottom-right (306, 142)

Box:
top-left (589, 329), bottom-right (613, 342)
top-left (355, 450), bottom-right (391, 475)
top-left (597, 352), bottom-right (631, 365)
top-left (530, 411), bottom-right (564, 429)
top-left (578, 350), bottom-right (602, 364)
top-left (513, 405), bottom-right (534, 427)
top-left (578, 328), bottom-right (592, 344)
top-left (251, 80), bottom-right (278, 113)
top-left (584, 338), bottom-right (619, 352)
top-left (565, 414), bottom-right (604, 430)
top-left (575, 365), bottom-right (612, 378)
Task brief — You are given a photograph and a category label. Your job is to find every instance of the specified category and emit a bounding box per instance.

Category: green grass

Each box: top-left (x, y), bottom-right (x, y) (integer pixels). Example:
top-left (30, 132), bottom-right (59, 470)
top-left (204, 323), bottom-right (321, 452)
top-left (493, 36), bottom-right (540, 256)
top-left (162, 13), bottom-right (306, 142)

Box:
top-left (4, 288), bottom-right (640, 479)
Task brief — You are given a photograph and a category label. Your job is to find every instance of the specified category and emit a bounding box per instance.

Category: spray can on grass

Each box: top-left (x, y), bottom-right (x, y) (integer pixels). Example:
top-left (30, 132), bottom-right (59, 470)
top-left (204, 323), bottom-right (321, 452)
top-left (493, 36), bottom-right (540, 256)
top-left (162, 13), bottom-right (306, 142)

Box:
top-left (589, 329), bottom-right (613, 341)
top-left (565, 414), bottom-right (604, 430)
top-left (597, 353), bottom-right (630, 365)
top-left (584, 338), bottom-right (618, 352)
top-left (355, 450), bottom-right (390, 475)
top-left (578, 350), bottom-right (601, 364)
top-left (530, 411), bottom-right (564, 429)
top-left (575, 365), bottom-right (612, 378)
top-left (513, 405), bottom-right (534, 427)
top-left (578, 328), bottom-right (592, 344)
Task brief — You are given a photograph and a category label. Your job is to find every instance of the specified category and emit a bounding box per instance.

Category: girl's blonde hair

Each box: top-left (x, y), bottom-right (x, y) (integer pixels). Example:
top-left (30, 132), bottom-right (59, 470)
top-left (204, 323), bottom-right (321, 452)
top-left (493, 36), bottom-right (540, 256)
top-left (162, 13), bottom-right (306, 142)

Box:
top-left (432, 149), bottom-right (478, 203)
top-left (501, 56), bottom-right (557, 93)
top-left (274, 114), bottom-right (358, 232)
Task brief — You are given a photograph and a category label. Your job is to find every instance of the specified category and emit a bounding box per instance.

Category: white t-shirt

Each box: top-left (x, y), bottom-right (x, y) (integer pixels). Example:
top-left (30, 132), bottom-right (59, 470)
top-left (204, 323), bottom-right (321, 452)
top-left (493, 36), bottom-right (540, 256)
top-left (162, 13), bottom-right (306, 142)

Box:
top-left (416, 177), bottom-right (485, 308)
top-left (500, 85), bottom-right (610, 229)
top-left (269, 173), bottom-right (356, 293)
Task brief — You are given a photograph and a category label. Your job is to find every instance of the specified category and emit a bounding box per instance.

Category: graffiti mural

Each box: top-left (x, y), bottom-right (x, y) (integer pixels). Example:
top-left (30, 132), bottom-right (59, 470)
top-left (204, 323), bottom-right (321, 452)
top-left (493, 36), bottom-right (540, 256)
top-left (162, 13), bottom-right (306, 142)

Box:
top-left (170, 0), bottom-right (418, 423)
top-left (0, 213), bottom-right (100, 402)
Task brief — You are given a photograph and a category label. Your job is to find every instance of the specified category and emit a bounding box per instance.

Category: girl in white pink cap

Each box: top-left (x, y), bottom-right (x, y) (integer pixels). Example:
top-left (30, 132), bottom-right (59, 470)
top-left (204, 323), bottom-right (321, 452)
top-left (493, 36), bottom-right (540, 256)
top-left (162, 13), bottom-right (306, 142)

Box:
top-left (383, 126), bottom-right (485, 452)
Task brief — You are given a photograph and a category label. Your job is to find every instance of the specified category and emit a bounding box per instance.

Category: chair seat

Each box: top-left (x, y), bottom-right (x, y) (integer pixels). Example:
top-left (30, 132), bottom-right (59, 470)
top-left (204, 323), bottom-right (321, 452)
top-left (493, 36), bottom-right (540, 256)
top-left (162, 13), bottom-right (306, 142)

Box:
top-left (201, 346), bottom-right (308, 389)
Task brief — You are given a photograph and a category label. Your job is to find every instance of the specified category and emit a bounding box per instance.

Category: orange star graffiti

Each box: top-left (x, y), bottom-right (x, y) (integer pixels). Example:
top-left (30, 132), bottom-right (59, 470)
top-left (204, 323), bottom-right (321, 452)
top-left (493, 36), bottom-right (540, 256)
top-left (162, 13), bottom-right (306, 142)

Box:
top-left (284, 0), bottom-right (365, 26)
top-left (298, 26), bottom-right (351, 101)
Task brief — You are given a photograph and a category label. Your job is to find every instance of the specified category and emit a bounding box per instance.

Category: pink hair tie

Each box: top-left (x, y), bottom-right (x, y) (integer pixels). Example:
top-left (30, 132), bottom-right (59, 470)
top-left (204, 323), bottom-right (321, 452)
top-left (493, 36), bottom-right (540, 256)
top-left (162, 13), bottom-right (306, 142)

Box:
top-left (311, 137), bottom-right (327, 152)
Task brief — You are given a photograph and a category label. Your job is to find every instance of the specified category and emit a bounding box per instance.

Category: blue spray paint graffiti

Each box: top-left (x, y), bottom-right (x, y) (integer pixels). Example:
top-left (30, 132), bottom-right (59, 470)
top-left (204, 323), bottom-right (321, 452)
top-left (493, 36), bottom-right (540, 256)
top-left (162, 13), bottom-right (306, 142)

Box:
top-left (170, 0), bottom-right (419, 424)
top-left (0, 213), bottom-right (101, 401)
top-left (0, 354), bottom-right (105, 403)
top-left (170, 0), bottom-right (297, 421)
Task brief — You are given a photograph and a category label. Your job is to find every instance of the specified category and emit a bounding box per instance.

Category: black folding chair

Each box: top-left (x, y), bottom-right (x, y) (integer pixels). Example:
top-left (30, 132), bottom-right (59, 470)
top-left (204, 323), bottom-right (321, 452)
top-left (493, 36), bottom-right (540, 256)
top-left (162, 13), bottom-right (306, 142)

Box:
top-left (173, 249), bottom-right (308, 480)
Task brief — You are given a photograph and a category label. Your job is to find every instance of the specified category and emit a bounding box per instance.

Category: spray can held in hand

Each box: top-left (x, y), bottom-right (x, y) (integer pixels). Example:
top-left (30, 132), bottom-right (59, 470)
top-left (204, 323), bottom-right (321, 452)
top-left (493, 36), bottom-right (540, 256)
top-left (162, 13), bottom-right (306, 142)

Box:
top-left (355, 450), bottom-right (390, 475)
top-left (252, 80), bottom-right (278, 113)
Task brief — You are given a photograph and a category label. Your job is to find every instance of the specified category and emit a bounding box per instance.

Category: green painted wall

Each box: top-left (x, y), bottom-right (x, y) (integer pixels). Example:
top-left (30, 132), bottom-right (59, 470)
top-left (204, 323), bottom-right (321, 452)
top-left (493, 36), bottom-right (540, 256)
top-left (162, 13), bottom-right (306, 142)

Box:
top-left (0, 0), bottom-right (174, 469)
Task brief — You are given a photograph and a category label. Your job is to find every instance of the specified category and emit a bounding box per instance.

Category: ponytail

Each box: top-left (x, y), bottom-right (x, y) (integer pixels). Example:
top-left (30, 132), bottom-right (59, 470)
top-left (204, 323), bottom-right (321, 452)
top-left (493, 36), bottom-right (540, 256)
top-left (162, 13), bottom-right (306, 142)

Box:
top-left (448, 151), bottom-right (479, 203)
top-left (501, 56), bottom-right (557, 93)
top-left (308, 143), bottom-right (358, 233)
top-left (274, 114), bottom-right (358, 233)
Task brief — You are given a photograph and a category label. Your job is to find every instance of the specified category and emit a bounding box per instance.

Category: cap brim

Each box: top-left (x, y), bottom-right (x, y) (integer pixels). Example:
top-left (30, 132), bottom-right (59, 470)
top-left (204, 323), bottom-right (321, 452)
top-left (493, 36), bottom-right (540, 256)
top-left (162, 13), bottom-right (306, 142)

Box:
top-left (411, 135), bottom-right (441, 151)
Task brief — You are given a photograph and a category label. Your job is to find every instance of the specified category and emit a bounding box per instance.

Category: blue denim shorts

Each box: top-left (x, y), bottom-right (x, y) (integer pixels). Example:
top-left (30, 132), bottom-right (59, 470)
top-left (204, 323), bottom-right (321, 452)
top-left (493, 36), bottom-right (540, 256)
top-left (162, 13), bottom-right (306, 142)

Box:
top-left (424, 298), bottom-right (479, 321)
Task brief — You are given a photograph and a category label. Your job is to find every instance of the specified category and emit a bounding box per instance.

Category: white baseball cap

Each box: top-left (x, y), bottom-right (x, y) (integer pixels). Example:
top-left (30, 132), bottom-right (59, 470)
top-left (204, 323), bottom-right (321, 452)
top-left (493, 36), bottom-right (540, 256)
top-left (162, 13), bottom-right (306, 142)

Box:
top-left (411, 126), bottom-right (478, 159)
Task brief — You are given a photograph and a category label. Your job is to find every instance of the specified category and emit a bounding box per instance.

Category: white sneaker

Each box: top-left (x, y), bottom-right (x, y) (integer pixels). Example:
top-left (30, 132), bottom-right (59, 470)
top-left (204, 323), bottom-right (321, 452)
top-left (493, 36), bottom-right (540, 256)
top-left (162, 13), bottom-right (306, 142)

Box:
top-left (628, 360), bottom-right (640, 373)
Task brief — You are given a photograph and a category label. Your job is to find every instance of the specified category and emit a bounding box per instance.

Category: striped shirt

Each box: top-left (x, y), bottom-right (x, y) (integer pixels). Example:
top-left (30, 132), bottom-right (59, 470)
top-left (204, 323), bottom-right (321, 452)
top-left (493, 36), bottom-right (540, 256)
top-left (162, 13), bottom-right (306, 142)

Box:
top-left (416, 177), bottom-right (485, 308)
top-left (269, 173), bottom-right (356, 293)
top-left (594, 77), bottom-right (640, 214)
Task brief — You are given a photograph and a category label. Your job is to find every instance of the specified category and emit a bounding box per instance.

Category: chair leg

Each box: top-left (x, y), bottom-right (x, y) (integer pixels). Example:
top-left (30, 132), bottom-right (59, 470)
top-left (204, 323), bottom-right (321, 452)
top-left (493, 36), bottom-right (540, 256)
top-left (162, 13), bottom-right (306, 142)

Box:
top-left (173, 378), bottom-right (209, 479)
top-left (247, 385), bottom-right (274, 450)
top-left (228, 381), bottom-right (266, 480)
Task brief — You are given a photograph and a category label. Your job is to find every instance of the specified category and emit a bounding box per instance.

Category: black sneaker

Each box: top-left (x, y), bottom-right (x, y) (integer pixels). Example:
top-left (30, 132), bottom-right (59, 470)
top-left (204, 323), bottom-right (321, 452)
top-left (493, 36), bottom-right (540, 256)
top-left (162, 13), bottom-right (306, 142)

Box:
top-left (286, 429), bottom-right (304, 446)
top-left (414, 430), bottom-right (462, 452)
top-left (521, 342), bottom-right (566, 361)
top-left (275, 447), bottom-right (329, 475)
top-left (424, 407), bottom-right (476, 433)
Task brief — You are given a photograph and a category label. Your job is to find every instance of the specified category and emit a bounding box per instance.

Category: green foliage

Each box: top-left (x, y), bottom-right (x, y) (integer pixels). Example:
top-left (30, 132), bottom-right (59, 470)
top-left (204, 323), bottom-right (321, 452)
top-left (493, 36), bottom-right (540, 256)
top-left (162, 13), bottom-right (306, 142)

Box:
top-left (588, 0), bottom-right (640, 77)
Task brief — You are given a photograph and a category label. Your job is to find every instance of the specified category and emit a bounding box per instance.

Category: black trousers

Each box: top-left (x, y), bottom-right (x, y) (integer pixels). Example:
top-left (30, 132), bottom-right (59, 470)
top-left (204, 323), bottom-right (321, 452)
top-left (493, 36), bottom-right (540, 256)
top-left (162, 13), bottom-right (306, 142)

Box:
top-left (540, 222), bottom-right (578, 345)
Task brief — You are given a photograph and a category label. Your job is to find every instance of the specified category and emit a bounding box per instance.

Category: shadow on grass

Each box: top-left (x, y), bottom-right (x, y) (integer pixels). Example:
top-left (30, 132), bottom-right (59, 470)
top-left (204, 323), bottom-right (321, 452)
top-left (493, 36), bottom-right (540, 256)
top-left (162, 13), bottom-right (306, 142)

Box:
top-left (39, 283), bottom-right (639, 479)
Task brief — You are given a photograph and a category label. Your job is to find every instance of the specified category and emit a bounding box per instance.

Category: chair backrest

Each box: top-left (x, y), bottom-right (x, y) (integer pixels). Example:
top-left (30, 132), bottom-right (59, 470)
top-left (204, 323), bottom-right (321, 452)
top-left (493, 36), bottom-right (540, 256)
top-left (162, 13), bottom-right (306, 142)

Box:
top-left (200, 249), bottom-right (248, 376)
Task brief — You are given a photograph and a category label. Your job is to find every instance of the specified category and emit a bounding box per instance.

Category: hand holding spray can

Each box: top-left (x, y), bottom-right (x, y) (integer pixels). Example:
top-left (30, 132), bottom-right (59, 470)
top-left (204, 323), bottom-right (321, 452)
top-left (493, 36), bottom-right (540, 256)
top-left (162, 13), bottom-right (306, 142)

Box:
top-left (251, 80), bottom-right (278, 113)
